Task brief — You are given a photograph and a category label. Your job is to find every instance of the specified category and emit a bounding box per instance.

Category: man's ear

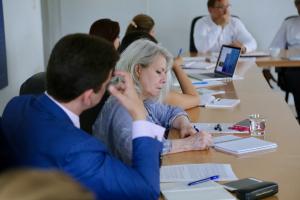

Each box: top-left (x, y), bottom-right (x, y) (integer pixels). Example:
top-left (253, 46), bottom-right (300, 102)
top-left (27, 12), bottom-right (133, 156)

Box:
top-left (81, 89), bottom-right (94, 107)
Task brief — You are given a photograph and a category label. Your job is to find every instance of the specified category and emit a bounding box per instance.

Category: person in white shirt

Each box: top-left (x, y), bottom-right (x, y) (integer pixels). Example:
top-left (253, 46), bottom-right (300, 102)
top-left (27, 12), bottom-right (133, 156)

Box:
top-left (193, 0), bottom-right (257, 54)
top-left (269, 0), bottom-right (300, 123)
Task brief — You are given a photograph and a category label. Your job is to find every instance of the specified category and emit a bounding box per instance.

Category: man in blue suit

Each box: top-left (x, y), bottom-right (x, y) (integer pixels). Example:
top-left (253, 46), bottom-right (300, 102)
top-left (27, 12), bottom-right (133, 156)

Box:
top-left (1, 34), bottom-right (165, 200)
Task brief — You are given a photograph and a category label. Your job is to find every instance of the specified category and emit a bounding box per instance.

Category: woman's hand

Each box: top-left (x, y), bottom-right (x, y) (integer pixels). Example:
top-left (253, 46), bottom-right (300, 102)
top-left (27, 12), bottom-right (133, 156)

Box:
top-left (168, 131), bottom-right (213, 154)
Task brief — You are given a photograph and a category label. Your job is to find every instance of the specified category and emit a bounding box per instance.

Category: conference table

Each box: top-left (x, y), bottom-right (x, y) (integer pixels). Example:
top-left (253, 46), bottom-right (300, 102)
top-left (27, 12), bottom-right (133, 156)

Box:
top-left (255, 49), bottom-right (300, 67)
top-left (162, 60), bottom-right (300, 199)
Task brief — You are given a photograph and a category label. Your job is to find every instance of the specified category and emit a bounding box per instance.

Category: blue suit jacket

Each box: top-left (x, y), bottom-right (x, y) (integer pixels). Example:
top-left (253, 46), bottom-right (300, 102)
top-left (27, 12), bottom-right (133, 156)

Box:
top-left (1, 94), bottom-right (162, 200)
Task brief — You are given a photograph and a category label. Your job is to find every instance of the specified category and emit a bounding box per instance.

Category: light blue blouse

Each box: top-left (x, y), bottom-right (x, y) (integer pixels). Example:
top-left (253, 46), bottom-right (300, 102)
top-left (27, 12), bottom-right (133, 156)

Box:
top-left (93, 96), bottom-right (187, 165)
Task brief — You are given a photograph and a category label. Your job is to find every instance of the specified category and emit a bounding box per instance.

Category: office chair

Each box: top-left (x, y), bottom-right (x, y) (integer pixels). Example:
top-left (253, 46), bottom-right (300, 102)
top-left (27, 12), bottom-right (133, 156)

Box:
top-left (190, 15), bottom-right (240, 52)
top-left (19, 72), bottom-right (46, 95)
top-left (275, 15), bottom-right (298, 102)
top-left (0, 116), bottom-right (16, 172)
top-left (19, 72), bottom-right (107, 135)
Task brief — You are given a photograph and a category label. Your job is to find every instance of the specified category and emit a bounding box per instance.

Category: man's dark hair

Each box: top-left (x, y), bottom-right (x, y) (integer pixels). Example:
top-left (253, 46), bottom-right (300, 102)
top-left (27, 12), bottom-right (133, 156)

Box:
top-left (295, 0), bottom-right (300, 5)
top-left (207, 0), bottom-right (218, 8)
top-left (118, 31), bottom-right (158, 54)
top-left (46, 33), bottom-right (119, 102)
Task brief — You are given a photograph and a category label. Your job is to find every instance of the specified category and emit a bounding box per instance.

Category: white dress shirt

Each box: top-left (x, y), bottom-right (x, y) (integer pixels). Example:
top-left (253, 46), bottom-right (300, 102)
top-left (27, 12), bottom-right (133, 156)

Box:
top-left (270, 16), bottom-right (300, 49)
top-left (193, 15), bottom-right (257, 53)
top-left (45, 92), bottom-right (80, 128)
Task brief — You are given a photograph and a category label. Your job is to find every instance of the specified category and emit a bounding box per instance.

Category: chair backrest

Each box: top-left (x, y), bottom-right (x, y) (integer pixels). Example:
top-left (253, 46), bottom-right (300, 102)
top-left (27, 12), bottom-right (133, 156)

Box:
top-left (189, 16), bottom-right (205, 52)
top-left (190, 15), bottom-right (240, 53)
top-left (19, 72), bottom-right (46, 95)
top-left (285, 15), bottom-right (298, 21)
top-left (0, 116), bottom-right (16, 171)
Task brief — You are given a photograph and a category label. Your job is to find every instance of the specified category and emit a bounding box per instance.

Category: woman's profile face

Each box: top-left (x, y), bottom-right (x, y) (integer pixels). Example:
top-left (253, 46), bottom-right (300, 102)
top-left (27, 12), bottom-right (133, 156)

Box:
top-left (149, 27), bottom-right (155, 37)
top-left (136, 54), bottom-right (167, 99)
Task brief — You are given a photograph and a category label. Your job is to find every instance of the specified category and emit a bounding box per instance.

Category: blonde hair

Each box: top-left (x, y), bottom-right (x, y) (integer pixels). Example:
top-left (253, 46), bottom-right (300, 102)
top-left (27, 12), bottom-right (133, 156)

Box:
top-left (116, 39), bottom-right (173, 102)
top-left (125, 14), bottom-right (155, 35)
top-left (0, 169), bottom-right (94, 200)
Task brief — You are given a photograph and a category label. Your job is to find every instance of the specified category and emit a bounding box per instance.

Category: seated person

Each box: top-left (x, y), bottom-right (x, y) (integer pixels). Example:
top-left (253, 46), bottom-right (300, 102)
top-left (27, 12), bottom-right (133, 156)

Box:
top-left (193, 0), bottom-right (257, 53)
top-left (120, 31), bottom-right (207, 110)
top-left (89, 18), bottom-right (120, 49)
top-left (1, 34), bottom-right (164, 200)
top-left (125, 14), bottom-right (155, 37)
top-left (93, 39), bottom-right (212, 165)
top-left (269, 0), bottom-right (300, 123)
top-left (80, 18), bottom-right (121, 134)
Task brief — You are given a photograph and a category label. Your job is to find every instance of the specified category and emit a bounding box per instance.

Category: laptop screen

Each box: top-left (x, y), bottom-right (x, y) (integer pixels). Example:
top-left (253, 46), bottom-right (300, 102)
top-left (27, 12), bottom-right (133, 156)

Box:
top-left (215, 45), bottom-right (241, 76)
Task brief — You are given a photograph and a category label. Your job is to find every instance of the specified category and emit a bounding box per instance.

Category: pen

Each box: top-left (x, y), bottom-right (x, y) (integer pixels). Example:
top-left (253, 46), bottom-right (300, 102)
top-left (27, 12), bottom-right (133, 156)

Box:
top-left (177, 48), bottom-right (183, 57)
top-left (187, 175), bottom-right (219, 186)
top-left (192, 81), bottom-right (208, 85)
top-left (193, 125), bottom-right (200, 132)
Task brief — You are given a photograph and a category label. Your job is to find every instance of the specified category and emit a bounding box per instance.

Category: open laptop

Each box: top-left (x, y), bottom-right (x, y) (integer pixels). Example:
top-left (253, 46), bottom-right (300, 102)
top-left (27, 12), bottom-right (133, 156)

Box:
top-left (189, 45), bottom-right (241, 81)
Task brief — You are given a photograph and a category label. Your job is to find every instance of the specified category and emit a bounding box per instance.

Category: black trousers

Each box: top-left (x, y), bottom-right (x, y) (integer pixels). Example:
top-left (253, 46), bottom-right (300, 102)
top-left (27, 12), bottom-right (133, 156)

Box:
top-left (284, 68), bottom-right (300, 123)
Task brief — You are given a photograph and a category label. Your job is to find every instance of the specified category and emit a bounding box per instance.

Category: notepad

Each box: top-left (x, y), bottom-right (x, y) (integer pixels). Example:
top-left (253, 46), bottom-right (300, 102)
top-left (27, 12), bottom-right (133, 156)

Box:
top-left (161, 181), bottom-right (236, 200)
top-left (214, 137), bottom-right (278, 155)
top-left (204, 98), bottom-right (240, 109)
top-left (197, 88), bottom-right (225, 95)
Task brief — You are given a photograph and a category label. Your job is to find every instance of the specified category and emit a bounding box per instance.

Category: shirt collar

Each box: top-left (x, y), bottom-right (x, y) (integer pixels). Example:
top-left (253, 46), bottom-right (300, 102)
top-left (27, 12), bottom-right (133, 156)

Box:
top-left (45, 92), bottom-right (80, 128)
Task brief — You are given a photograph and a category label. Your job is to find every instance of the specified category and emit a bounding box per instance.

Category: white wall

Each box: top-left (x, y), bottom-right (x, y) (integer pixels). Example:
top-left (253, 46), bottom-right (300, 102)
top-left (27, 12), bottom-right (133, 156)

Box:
top-left (44, 0), bottom-right (297, 56)
top-left (0, 0), bottom-right (297, 113)
top-left (0, 0), bottom-right (44, 114)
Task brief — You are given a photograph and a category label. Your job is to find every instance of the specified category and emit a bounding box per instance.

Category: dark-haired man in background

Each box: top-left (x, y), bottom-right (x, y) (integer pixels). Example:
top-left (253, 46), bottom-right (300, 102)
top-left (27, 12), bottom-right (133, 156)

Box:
top-left (194, 0), bottom-right (257, 53)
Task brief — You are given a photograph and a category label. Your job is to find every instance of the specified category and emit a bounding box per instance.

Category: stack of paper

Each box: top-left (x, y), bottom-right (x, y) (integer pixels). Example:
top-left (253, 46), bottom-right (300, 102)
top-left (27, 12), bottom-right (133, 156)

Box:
top-left (160, 163), bottom-right (237, 200)
top-left (214, 137), bottom-right (278, 155)
top-left (161, 181), bottom-right (236, 200)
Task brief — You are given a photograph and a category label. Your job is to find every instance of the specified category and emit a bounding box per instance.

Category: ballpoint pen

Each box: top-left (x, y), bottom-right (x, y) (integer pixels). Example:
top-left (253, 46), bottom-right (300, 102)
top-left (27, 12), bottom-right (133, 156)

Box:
top-left (193, 125), bottom-right (200, 133)
top-left (177, 48), bottom-right (183, 57)
top-left (187, 175), bottom-right (219, 186)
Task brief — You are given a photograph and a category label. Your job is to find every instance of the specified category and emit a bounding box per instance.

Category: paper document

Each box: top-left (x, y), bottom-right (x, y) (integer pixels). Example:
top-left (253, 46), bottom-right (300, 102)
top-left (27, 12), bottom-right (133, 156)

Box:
top-left (203, 98), bottom-right (240, 109)
top-left (192, 80), bottom-right (225, 88)
top-left (161, 181), bottom-right (236, 200)
top-left (193, 123), bottom-right (249, 134)
top-left (189, 74), bottom-right (244, 81)
top-left (182, 61), bottom-right (215, 70)
top-left (182, 56), bottom-right (206, 62)
top-left (287, 55), bottom-right (300, 60)
top-left (197, 88), bottom-right (225, 95)
top-left (240, 51), bottom-right (270, 57)
top-left (214, 137), bottom-right (278, 155)
top-left (160, 163), bottom-right (237, 182)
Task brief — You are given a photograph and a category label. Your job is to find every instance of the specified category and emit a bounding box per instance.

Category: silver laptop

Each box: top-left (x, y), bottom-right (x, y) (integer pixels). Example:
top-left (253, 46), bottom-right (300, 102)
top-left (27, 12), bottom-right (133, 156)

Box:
top-left (189, 45), bottom-right (241, 80)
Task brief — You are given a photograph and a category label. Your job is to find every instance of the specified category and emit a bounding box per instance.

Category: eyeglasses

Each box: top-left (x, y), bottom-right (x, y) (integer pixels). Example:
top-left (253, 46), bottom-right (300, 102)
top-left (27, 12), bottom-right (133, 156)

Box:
top-left (213, 4), bottom-right (231, 10)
